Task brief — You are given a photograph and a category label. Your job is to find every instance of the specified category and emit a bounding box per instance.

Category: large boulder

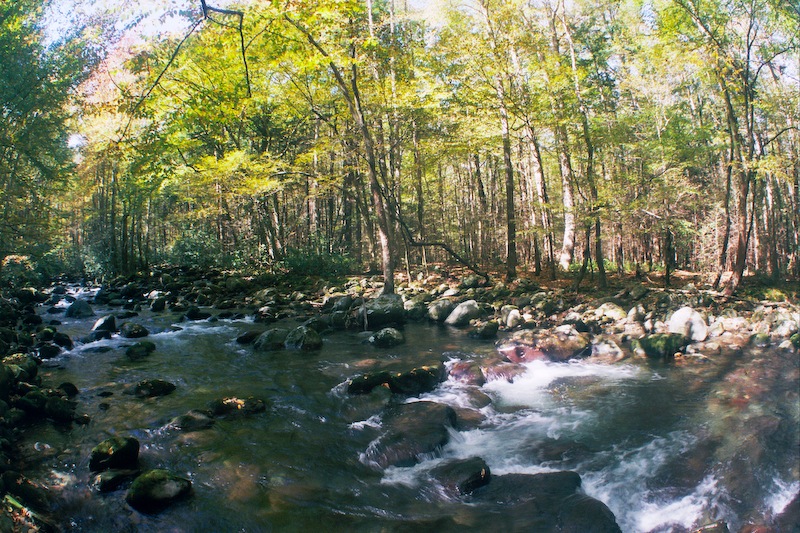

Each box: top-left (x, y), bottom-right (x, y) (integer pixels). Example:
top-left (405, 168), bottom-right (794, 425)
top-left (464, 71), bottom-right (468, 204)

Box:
top-left (125, 469), bottom-right (192, 513)
top-left (89, 436), bottom-right (140, 472)
top-left (284, 326), bottom-right (322, 351)
top-left (444, 300), bottom-right (483, 327)
top-left (359, 295), bottom-right (405, 328)
top-left (428, 299), bottom-right (456, 322)
top-left (361, 401), bottom-right (457, 468)
top-left (65, 300), bottom-right (94, 318)
top-left (667, 306), bottom-right (708, 342)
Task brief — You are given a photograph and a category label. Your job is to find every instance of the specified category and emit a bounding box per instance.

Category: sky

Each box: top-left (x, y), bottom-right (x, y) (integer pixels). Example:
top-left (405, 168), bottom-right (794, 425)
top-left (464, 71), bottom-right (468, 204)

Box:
top-left (43, 0), bottom-right (438, 45)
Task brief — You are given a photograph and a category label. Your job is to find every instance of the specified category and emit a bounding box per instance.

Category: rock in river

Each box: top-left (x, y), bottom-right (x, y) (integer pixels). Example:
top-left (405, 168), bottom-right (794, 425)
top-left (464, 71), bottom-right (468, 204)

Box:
top-left (667, 306), bottom-right (708, 342)
top-left (359, 294), bottom-right (405, 328)
top-left (444, 299), bottom-right (483, 327)
top-left (133, 379), bottom-right (176, 398)
top-left (126, 341), bottom-right (156, 361)
top-left (253, 328), bottom-right (290, 351)
top-left (126, 469), bottom-right (192, 513)
top-left (361, 401), bottom-right (457, 468)
top-left (468, 471), bottom-right (621, 532)
top-left (369, 327), bottom-right (405, 348)
top-left (64, 300), bottom-right (94, 318)
top-left (89, 436), bottom-right (140, 472)
top-left (120, 322), bottom-right (149, 339)
top-left (284, 325), bottom-right (322, 351)
top-left (429, 456), bottom-right (491, 496)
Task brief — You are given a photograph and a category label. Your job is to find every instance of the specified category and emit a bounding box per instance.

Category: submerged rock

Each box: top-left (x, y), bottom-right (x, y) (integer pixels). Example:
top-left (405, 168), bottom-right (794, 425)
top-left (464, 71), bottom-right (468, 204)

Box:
top-left (169, 410), bottom-right (215, 431)
top-left (93, 469), bottom-right (140, 493)
top-left (133, 379), bottom-right (176, 398)
top-left (362, 401), bottom-right (457, 468)
top-left (125, 469), bottom-right (192, 513)
top-left (207, 396), bottom-right (267, 417)
top-left (126, 341), bottom-right (156, 361)
top-left (469, 320), bottom-right (499, 339)
top-left (498, 326), bottom-right (591, 363)
top-left (89, 436), bottom-right (140, 472)
top-left (235, 330), bottom-right (261, 344)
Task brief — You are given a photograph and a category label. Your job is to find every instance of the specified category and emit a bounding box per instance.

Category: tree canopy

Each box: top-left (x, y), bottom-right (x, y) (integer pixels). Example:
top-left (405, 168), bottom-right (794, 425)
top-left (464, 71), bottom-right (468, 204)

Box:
top-left (2, 0), bottom-right (798, 293)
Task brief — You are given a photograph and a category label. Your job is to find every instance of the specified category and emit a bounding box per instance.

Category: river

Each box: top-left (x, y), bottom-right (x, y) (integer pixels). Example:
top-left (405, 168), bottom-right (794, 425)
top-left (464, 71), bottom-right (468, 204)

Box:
top-left (19, 288), bottom-right (800, 532)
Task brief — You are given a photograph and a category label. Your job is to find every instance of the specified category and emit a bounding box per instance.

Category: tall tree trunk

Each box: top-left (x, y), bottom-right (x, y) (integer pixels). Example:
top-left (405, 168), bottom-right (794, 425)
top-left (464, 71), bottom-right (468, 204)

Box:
top-left (496, 77), bottom-right (517, 281)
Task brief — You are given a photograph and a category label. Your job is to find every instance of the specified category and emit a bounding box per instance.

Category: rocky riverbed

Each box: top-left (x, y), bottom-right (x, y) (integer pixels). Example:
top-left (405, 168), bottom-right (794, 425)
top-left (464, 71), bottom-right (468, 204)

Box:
top-left (0, 267), bottom-right (797, 531)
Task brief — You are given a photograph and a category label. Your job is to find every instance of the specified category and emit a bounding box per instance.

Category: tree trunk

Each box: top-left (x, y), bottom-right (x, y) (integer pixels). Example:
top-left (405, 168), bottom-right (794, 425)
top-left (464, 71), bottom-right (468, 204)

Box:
top-left (496, 77), bottom-right (517, 281)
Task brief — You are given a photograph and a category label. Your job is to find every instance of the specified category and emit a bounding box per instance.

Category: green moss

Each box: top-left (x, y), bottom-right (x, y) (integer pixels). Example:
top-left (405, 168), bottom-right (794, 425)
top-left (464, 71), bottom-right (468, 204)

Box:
top-left (633, 333), bottom-right (688, 359)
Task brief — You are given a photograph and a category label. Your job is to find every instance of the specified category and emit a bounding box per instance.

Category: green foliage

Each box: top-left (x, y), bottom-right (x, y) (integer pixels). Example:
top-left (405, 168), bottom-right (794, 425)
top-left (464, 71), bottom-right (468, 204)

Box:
top-left (167, 230), bottom-right (227, 270)
top-left (277, 248), bottom-right (355, 279)
top-left (0, 256), bottom-right (41, 288)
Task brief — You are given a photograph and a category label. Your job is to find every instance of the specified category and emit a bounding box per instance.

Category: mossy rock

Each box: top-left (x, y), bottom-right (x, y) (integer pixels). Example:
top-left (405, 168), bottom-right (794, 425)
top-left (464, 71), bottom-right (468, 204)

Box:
top-left (790, 333), bottom-right (800, 349)
top-left (387, 365), bottom-right (445, 395)
top-left (369, 327), bottom-right (405, 348)
top-left (120, 323), bottom-right (149, 339)
top-left (632, 333), bottom-right (688, 359)
top-left (125, 469), bottom-right (192, 513)
top-left (89, 436), bottom-right (140, 472)
top-left (284, 325), bottom-right (322, 351)
top-left (750, 333), bottom-right (771, 348)
top-left (347, 371), bottom-right (392, 395)
top-left (133, 379), bottom-right (176, 398)
top-left (253, 328), bottom-right (290, 351)
top-left (93, 469), bottom-right (140, 493)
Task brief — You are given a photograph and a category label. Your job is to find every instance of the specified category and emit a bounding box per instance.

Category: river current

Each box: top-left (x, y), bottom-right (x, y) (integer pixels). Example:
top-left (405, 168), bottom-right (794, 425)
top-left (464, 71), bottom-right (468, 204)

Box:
top-left (20, 288), bottom-right (800, 532)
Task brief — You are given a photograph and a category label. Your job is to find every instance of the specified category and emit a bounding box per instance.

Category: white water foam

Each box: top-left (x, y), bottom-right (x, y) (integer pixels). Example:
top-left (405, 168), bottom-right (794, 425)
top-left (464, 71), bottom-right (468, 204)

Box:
top-left (579, 432), bottom-right (734, 533)
top-left (766, 478), bottom-right (800, 516)
top-left (483, 359), bottom-right (641, 408)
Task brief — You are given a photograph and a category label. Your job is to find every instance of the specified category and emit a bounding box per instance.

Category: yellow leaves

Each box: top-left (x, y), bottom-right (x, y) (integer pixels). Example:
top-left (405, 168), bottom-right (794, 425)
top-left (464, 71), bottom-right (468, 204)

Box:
top-left (191, 150), bottom-right (283, 196)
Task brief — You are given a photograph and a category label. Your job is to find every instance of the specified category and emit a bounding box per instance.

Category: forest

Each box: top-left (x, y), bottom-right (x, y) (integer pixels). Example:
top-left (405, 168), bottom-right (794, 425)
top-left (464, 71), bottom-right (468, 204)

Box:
top-left (1, 2), bottom-right (800, 531)
top-left (1, 0), bottom-right (797, 294)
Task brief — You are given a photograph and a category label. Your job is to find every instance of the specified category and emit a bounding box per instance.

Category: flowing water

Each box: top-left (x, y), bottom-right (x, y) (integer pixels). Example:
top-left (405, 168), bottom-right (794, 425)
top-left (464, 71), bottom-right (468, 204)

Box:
top-left (20, 289), bottom-right (800, 532)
